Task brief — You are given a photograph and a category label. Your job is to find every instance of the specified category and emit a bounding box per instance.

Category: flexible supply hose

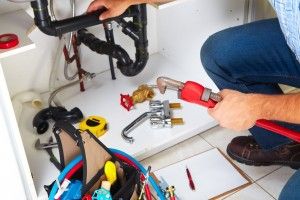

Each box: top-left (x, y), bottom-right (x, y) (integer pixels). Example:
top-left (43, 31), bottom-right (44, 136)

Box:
top-left (49, 35), bottom-right (67, 107)
top-left (48, 78), bottom-right (81, 107)
top-left (49, 0), bottom-right (79, 82)
top-left (63, 0), bottom-right (80, 81)
top-left (48, 72), bottom-right (95, 107)
top-left (49, 0), bottom-right (56, 20)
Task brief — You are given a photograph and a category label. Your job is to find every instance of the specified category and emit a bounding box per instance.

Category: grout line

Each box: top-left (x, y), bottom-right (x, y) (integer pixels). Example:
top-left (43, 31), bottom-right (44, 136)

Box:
top-left (196, 134), bottom-right (214, 148)
top-left (221, 183), bottom-right (254, 200)
top-left (255, 183), bottom-right (277, 200)
top-left (142, 137), bottom-right (215, 172)
top-left (150, 146), bottom-right (215, 172)
top-left (255, 166), bottom-right (282, 182)
top-left (199, 127), bottom-right (281, 200)
top-left (199, 132), bottom-right (216, 148)
top-left (222, 183), bottom-right (276, 200)
top-left (255, 167), bottom-right (286, 200)
top-left (140, 134), bottom-right (213, 164)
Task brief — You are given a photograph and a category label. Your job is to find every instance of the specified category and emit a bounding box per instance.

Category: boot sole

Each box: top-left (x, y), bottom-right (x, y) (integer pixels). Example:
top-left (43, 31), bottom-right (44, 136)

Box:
top-left (227, 148), bottom-right (300, 170)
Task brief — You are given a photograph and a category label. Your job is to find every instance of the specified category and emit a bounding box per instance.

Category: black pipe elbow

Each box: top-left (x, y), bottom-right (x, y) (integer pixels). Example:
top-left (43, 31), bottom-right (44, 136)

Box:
top-left (37, 25), bottom-right (57, 36)
top-left (117, 51), bottom-right (149, 77)
top-left (31, 0), bottom-right (57, 36)
top-left (31, 0), bottom-right (138, 37)
top-left (33, 106), bottom-right (83, 134)
top-left (117, 4), bottom-right (148, 77)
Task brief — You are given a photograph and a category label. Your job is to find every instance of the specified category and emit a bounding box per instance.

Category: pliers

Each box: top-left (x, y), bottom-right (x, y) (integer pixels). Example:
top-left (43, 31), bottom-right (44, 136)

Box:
top-left (156, 76), bottom-right (300, 142)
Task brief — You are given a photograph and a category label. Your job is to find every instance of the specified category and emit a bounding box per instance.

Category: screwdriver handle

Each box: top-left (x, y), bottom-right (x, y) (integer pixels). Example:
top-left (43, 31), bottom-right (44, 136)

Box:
top-left (186, 167), bottom-right (195, 191)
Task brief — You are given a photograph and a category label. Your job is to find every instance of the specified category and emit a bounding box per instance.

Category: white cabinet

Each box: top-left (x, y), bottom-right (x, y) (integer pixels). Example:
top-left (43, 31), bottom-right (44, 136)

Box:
top-left (0, 8), bottom-right (37, 199)
top-left (0, 1), bottom-right (246, 199)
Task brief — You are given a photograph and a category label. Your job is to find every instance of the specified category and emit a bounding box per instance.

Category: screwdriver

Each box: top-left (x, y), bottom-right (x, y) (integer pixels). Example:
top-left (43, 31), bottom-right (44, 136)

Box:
top-left (186, 166), bottom-right (195, 191)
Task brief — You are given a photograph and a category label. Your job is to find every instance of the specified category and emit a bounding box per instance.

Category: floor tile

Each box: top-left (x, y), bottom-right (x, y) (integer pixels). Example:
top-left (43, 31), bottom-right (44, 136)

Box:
top-left (256, 167), bottom-right (296, 199)
top-left (201, 126), bottom-right (280, 181)
top-left (140, 135), bottom-right (213, 171)
top-left (200, 126), bottom-right (249, 153)
top-left (223, 183), bottom-right (275, 200)
top-left (232, 161), bottom-right (281, 182)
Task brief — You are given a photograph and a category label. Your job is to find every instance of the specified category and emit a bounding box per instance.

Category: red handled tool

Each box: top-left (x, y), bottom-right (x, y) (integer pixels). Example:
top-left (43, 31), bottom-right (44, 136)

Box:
top-left (157, 77), bottom-right (300, 142)
top-left (186, 166), bottom-right (195, 191)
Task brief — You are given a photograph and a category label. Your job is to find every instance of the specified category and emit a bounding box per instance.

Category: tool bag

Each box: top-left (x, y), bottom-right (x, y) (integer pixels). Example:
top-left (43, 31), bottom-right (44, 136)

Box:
top-left (47, 121), bottom-right (140, 199)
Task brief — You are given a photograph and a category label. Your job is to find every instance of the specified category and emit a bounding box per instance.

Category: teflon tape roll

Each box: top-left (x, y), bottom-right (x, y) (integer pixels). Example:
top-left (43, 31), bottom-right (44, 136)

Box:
top-left (0, 33), bottom-right (19, 49)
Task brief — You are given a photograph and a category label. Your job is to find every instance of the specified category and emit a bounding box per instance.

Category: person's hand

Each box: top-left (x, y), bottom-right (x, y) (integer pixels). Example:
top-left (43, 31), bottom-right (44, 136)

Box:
top-left (208, 89), bottom-right (262, 131)
top-left (87, 0), bottom-right (134, 20)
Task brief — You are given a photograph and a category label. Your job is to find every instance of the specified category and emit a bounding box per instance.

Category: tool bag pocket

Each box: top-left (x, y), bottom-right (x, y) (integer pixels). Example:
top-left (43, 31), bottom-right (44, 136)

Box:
top-left (112, 164), bottom-right (139, 199)
top-left (49, 121), bottom-right (140, 199)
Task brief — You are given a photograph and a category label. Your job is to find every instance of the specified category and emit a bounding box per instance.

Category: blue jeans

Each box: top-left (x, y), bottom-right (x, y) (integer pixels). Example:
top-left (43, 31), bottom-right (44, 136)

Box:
top-left (279, 170), bottom-right (300, 200)
top-left (200, 18), bottom-right (300, 150)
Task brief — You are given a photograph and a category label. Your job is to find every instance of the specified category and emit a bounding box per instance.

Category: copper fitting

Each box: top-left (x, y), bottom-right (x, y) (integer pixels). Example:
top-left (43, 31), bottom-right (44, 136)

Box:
top-left (156, 76), bottom-right (185, 94)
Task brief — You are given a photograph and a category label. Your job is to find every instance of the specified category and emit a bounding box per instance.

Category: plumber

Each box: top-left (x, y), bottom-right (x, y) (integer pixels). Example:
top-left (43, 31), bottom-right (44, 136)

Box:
top-left (87, 0), bottom-right (300, 199)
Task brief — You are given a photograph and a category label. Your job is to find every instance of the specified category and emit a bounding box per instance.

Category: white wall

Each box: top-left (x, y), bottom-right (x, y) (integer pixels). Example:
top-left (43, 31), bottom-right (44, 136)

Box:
top-left (250, 0), bottom-right (276, 21)
top-left (0, 0), bottom-right (28, 14)
top-left (156, 0), bottom-right (246, 91)
top-left (1, 2), bottom-right (158, 96)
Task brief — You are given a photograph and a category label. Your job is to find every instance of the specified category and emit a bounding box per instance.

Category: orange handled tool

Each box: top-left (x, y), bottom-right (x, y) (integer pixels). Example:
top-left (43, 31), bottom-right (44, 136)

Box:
top-left (157, 77), bottom-right (300, 142)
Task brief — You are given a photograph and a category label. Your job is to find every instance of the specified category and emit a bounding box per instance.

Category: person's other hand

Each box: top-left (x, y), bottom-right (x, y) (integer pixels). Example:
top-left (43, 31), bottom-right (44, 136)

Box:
top-left (87, 0), bottom-right (133, 20)
top-left (208, 89), bottom-right (261, 131)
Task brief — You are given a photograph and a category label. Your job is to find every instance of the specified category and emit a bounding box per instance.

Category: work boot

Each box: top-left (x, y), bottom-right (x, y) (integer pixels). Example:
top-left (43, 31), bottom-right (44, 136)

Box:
top-left (226, 136), bottom-right (300, 169)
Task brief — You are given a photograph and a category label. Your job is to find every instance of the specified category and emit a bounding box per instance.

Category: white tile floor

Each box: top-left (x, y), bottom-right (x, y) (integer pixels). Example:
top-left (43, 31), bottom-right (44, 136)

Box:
top-left (141, 126), bottom-right (297, 200)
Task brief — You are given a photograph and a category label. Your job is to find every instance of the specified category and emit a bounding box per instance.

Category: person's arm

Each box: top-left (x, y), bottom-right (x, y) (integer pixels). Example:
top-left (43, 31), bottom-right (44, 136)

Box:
top-left (208, 89), bottom-right (300, 131)
top-left (87, 0), bottom-right (172, 20)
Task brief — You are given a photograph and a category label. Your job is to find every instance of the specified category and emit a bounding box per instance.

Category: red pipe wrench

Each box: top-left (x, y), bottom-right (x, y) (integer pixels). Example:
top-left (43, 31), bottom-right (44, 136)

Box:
top-left (157, 77), bottom-right (300, 142)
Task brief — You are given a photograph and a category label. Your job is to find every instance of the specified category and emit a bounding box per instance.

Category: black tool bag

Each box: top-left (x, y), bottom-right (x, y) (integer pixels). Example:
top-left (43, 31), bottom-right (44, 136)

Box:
top-left (47, 121), bottom-right (140, 199)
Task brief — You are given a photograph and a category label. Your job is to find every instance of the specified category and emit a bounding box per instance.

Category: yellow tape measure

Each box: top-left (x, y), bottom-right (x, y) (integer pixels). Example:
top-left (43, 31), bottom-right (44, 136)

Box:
top-left (79, 116), bottom-right (108, 137)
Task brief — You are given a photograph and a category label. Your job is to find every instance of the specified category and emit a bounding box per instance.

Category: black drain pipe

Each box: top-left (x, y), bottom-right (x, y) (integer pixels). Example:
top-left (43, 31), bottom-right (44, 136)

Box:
top-left (31, 0), bottom-right (149, 77)
top-left (31, 0), bottom-right (137, 36)
top-left (117, 4), bottom-right (148, 76)
top-left (77, 29), bottom-right (132, 67)
top-left (78, 4), bottom-right (148, 77)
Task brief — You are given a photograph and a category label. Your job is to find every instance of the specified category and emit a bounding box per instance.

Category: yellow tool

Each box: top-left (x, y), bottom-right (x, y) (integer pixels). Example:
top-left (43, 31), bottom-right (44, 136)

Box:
top-left (104, 161), bottom-right (117, 184)
top-left (79, 116), bottom-right (108, 137)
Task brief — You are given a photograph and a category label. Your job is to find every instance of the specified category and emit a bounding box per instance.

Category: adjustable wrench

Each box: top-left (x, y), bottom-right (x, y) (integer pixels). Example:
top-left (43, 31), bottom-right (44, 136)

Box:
top-left (156, 76), bottom-right (300, 142)
top-left (35, 137), bottom-right (61, 170)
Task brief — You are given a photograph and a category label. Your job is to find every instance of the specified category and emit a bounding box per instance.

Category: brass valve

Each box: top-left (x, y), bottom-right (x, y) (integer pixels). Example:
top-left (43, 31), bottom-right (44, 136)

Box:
top-left (132, 84), bottom-right (155, 104)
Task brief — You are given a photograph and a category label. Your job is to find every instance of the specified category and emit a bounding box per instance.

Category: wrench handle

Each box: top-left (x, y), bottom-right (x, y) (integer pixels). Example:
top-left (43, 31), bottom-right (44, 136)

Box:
top-left (256, 120), bottom-right (300, 142)
top-left (181, 81), bottom-right (300, 142)
top-left (180, 81), bottom-right (217, 108)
